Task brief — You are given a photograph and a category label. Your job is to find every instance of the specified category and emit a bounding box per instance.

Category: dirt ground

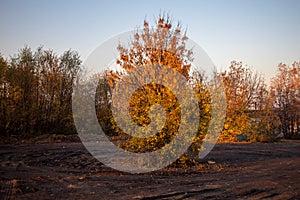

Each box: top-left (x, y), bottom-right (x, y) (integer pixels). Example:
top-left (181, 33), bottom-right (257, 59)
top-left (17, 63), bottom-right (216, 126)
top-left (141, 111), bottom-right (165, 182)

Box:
top-left (0, 140), bottom-right (300, 200)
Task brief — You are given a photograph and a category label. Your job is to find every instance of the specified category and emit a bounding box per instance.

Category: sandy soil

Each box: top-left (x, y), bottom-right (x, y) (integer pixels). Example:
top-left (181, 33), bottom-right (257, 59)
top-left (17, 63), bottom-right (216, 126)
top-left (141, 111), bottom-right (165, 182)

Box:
top-left (0, 141), bottom-right (300, 199)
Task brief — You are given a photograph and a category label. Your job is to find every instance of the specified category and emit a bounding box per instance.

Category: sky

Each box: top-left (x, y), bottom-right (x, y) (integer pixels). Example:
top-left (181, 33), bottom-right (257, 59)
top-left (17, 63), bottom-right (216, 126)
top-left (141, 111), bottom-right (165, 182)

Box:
top-left (1, 0), bottom-right (300, 84)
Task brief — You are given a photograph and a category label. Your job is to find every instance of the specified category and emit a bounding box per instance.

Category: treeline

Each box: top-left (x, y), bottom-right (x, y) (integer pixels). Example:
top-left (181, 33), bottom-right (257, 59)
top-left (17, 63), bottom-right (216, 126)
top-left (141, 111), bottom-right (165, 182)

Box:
top-left (0, 47), bottom-right (82, 141)
top-left (220, 61), bottom-right (300, 142)
top-left (0, 46), bottom-right (299, 143)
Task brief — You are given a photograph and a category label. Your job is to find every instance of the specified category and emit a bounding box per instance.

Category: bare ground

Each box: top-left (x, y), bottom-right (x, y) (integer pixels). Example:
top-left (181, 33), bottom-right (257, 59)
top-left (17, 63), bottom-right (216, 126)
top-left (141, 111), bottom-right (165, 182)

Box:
top-left (0, 140), bottom-right (300, 199)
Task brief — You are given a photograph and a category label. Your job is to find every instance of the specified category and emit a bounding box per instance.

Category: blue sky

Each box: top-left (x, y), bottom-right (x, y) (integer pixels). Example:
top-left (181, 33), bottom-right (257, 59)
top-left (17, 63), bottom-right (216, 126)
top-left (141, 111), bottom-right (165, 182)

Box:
top-left (1, 0), bottom-right (299, 83)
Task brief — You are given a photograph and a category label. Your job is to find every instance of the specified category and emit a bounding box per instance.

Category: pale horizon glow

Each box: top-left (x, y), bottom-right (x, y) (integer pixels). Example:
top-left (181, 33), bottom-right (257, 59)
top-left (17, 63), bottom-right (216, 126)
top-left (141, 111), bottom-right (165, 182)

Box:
top-left (1, 0), bottom-right (300, 84)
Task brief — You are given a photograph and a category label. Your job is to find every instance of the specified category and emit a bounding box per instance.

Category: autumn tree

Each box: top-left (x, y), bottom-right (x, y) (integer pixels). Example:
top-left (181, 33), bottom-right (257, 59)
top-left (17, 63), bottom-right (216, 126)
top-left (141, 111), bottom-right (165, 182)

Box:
top-left (220, 61), bottom-right (275, 142)
top-left (271, 62), bottom-right (300, 139)
top-left (0, 47), bottom-right (82, 142)
top-left (34, 48), bottom-right (82, 134)
top-left (96, 15), bottom-right (211, 166)
top-left (0, 55), bottom-right (11, 139)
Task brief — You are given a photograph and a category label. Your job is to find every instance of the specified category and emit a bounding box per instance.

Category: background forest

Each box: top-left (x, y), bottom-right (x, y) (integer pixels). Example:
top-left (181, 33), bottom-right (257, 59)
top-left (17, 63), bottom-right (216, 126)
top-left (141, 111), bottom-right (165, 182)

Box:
top-left (0, 18), bottom-right (299, 144)
top-left (1, 48), bottom-right (299, 144)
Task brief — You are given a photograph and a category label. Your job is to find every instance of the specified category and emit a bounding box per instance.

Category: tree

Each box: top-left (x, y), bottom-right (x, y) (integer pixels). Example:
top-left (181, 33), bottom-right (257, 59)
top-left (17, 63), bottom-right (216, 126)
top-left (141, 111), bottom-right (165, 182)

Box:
top-left (0, 55), bottom-right (10, 139)
top-left (220, 61), bottom-right (271, 141)
top-left (96, 15), bottom-right (211, 166)
top-left (0, 47), bottom-right (82, 142)
top-left (271, 62), bottom-right (300, 139)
